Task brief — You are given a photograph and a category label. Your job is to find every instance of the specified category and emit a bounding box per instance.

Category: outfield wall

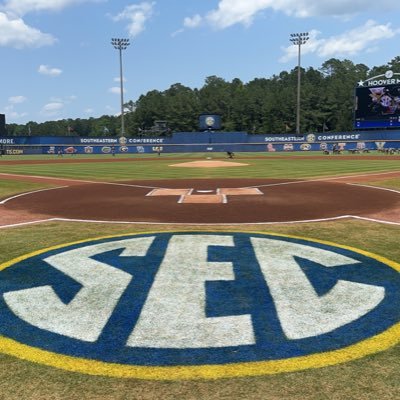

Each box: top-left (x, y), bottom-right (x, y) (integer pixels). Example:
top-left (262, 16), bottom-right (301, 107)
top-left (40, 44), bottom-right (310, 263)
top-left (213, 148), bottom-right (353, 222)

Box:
top-left (0, 130), bottom-right (399, 155)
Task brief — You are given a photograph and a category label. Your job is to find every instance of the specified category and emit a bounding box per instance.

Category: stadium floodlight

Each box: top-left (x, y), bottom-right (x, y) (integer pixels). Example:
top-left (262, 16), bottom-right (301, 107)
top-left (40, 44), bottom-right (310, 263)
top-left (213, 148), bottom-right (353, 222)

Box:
top-left (290, 32), bottom-right (309, 136)
top-left (111, 38), bottom-right (130, 136)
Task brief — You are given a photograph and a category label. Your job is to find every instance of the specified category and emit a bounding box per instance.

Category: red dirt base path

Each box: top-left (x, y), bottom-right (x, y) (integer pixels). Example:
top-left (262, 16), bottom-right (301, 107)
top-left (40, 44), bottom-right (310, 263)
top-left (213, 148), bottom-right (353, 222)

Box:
top-left (1, 177), bottom-right (399, 225)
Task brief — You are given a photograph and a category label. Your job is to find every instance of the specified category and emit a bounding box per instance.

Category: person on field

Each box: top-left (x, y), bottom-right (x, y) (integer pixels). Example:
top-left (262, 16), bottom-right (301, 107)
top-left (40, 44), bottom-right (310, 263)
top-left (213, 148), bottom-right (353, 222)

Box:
top-left (227, 151), bottom-right (234, 159)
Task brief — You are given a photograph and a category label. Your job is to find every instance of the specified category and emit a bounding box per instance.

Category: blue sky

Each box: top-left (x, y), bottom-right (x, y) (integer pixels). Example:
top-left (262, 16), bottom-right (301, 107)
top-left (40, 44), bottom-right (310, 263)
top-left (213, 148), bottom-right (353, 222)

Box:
top-left (1, 0), bottom-right (400, 124)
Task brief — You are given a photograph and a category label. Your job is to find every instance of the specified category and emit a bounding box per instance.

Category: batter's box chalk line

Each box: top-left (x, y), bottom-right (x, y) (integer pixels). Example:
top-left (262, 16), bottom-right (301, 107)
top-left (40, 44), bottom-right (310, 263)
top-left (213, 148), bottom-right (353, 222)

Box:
top-left (147, 187), bottom-right (263, 204)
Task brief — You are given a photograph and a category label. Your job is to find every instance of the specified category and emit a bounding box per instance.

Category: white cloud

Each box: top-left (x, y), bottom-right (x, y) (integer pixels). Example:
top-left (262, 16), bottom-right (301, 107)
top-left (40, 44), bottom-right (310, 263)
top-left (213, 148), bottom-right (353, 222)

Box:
top-left (184, 14), bottom-right (202, 29)
top-left (8, 95), bottom-right (27, 104)
top-left (6, 110), bottom-right (28, 119)
top-left (2, 104), bottom-right (27, 119)
top-left (51, 95), bottom-right (76, 104)
top-left (185, 0), bottom-right (400, 30)
top-left (38, 64), bottom-right (63, 76)
top-left (114, 76), bottom-right (127, 83)
top-left (41, 101), bottom-right (64, 116)
top-left (0, 12), bottom-right (56, 48)
top-left (42, 102), bottom-right (64, 111)
top-left (109, 87), bottom-right (126, 94)
top-left (2, 0), bottom-right (96, 16)
top-left (279, 21), bottom-right (400, 62)
top-left (37, 95), bottom-right (75, 118)
top-left (0, 1), bottom-right (97, 48)
top-left (173, 14), bottom-right (202, 36)
top-left (112, 1), bottom-right (155, 37)
top-left (206, 0), bottom-right (270, 29)
top-left (317, 21), bottom-right (399, 57)
top-left (170, 28), bottom-right (184, 38)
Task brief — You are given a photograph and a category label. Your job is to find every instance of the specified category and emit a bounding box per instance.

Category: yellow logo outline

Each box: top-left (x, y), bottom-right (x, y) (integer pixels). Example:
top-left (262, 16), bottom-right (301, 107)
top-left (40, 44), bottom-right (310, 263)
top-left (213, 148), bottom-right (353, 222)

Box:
top-left (0, 231), bottom-right (399, 380)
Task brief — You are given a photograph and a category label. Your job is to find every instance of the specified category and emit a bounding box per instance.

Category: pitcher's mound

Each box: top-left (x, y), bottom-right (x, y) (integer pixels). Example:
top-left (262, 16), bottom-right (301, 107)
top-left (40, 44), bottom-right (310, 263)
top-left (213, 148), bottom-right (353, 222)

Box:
top-left (170, 160), bottom-right (248, 168)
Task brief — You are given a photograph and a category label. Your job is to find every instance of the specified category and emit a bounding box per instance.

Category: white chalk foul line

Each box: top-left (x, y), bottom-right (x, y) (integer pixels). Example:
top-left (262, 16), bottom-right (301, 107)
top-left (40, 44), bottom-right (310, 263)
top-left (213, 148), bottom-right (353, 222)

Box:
top-left (0, 214), bottom-right (399, 229)
top-left (0, 186), bottom-right (69, 205)
top-left (25, 216), bottom-right (357, 226)
top-left (346, 183), bottom-right (400, 195)
top-left (0, 171), bottom-right (399, 227)
top-left (244, 170), bottom-right (400, 190)
top-left (0, 172), bottom-right (96, 184)
top-left (349, 216), bottom-right (400, 226)
top-left (40, 215), bottom-right (400, 226)
top-left (0, 218), bottom-right (57, 229)
top-left (0, 173), bottom-right (161, 190)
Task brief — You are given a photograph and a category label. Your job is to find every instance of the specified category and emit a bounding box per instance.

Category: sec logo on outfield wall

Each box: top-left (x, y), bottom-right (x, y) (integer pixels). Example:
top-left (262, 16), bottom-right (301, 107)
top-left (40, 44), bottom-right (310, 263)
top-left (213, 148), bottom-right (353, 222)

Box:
top-left (0, 232), bottom-right (399, 379)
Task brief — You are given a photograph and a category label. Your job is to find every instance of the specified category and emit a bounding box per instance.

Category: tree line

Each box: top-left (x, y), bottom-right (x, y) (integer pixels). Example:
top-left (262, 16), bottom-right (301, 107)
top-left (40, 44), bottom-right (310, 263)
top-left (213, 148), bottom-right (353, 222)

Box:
top-left (5, 57), bottom-right (400, 137)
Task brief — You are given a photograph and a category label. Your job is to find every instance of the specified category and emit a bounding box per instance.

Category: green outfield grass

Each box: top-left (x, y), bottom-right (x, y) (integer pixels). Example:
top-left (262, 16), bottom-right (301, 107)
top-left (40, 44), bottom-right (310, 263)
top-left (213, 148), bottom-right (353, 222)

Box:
top-left (1, 152), bottom-right (399, 181)
top-left (0, 153), bottom-right (399, 399)
top-left (1, 150), bottom-right (397, 161)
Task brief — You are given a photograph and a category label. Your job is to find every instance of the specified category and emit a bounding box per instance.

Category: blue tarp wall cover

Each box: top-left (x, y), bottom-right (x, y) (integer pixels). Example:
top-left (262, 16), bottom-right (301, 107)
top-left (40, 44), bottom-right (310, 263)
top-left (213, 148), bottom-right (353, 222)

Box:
top-left (0, 130), bottom-right (399, 155)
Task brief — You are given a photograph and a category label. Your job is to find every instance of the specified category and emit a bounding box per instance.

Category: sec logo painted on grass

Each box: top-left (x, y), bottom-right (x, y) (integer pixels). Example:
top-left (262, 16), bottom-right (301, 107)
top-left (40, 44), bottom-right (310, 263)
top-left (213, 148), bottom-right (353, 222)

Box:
top-left (0, 232), bottom-right (399, 379)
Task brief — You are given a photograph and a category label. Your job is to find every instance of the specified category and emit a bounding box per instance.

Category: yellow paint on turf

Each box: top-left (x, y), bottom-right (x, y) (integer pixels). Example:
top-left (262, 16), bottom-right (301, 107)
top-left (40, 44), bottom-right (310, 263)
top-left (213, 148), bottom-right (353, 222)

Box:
top-left (0, 231), bottom-right (399, 380)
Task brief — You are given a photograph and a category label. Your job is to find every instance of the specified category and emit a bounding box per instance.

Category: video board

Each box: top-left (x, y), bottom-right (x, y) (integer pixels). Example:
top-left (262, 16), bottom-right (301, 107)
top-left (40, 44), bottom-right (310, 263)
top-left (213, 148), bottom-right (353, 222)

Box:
top-left (0, 114), bottom-right (5, 135)
top-left (199, 114), bottom-right (222, 131)
top-left (354, 83), bottom-right (400, 129)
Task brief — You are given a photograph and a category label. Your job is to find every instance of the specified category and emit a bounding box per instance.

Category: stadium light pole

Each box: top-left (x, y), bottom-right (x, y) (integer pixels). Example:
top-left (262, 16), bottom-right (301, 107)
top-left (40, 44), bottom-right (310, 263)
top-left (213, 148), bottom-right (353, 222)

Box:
top-left (111, 38), bottom-right (130, 136)
top-left (290, 32), bottom-right (309, 136)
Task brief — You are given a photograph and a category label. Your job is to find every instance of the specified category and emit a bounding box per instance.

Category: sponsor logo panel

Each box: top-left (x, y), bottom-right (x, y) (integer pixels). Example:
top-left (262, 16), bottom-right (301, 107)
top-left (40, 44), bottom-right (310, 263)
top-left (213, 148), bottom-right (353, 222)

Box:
top-left (283, 143), bottom-right (294, 151)
top-left (5, 149), bottom-right (24, 155)
top-left (65, 146), bottom-right (77, 154)
top-left (306, 134), bottom-right (316, 143)
top-left (300, 143), bottom-right (311, 151)
top-left (119, 136), bottom-right (127, 145)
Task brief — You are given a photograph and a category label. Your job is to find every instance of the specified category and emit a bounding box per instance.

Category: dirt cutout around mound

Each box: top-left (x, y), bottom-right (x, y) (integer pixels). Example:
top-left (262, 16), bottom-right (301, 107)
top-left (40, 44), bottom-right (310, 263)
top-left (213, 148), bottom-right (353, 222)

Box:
top-left (169, 160), bottom-right (249, 168)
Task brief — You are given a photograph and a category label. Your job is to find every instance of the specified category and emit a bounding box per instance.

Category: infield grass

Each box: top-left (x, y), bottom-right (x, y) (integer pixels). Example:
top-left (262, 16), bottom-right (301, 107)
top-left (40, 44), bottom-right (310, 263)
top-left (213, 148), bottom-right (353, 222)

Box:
top-left (0, 180), bottom-right (56, 200)
top-left (362, 178), bottom-right (400, 191)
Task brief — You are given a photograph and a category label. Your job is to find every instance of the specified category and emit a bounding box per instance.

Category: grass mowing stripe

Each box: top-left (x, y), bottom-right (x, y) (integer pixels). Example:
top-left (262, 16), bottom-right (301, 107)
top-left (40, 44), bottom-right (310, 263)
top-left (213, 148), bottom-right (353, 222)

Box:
top-left (0, 158), bottom-right (399, 181)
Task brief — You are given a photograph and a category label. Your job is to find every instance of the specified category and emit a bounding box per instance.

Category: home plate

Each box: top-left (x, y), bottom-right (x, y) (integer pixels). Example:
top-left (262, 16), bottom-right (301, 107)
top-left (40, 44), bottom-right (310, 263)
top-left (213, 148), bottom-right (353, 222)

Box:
top-left (179, 194), bottom-right (226, 204)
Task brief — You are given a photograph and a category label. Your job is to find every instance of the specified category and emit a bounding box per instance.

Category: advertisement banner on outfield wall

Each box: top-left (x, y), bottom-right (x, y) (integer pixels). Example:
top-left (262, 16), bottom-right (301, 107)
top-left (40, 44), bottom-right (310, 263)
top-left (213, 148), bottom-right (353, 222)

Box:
top-left (32, 141), bottom-right (399, 155)
top-left (0, 130), bottom-right (399, 154)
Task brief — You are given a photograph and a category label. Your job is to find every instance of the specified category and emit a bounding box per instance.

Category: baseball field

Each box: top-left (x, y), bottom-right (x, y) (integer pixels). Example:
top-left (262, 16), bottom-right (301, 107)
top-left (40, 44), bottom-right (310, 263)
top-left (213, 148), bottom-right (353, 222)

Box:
top-left (0, 152), bottom-right (399, 400)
